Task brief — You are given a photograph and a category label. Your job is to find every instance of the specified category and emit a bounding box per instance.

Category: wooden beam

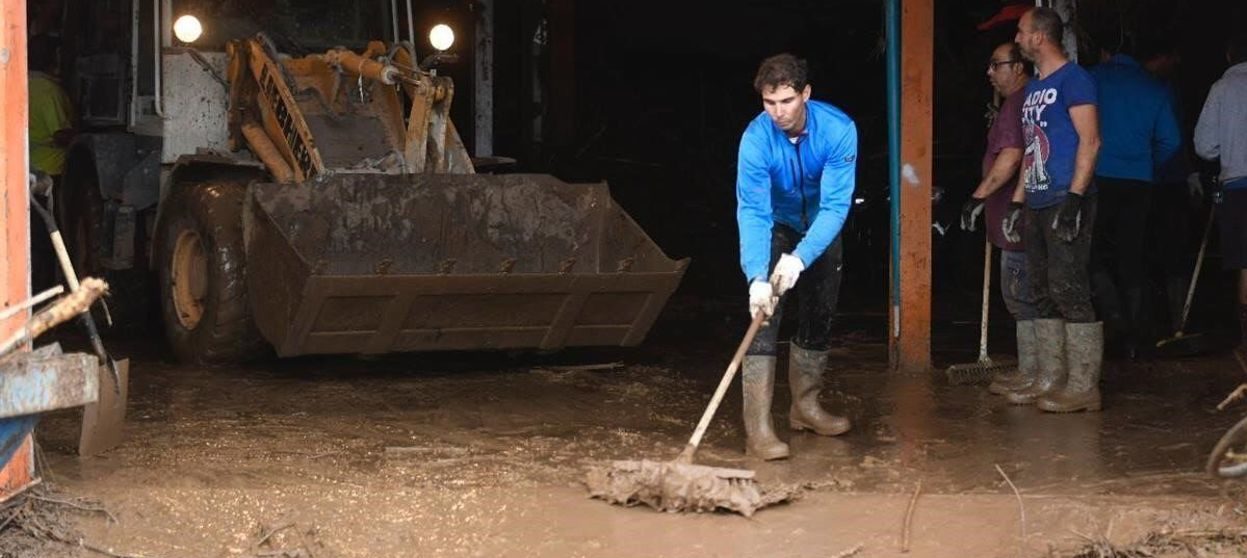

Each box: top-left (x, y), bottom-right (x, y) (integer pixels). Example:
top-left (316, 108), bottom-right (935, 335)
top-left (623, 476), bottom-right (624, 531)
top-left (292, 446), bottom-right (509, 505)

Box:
top-left (892, 0), bottom-right (933, 373)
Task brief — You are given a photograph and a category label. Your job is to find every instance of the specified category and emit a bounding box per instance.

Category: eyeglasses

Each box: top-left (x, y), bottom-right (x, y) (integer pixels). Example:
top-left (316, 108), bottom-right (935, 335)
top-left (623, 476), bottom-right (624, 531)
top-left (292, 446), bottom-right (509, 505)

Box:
top-left (988, 59), bottom-right (1021, 72)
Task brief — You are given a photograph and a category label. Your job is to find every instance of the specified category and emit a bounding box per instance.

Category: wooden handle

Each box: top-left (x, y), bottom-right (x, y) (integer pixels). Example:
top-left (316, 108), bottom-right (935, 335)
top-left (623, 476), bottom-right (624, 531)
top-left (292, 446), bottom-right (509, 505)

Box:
top-left (978, 238), bottom-right (992, 361)
top-left (683, 310), bottom-right (769, 455)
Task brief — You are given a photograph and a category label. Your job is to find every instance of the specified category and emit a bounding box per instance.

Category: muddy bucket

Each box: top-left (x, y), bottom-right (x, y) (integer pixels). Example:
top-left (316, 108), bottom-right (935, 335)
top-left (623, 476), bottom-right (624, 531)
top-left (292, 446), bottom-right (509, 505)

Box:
top-left (244, 174), bottom-right (687, 356)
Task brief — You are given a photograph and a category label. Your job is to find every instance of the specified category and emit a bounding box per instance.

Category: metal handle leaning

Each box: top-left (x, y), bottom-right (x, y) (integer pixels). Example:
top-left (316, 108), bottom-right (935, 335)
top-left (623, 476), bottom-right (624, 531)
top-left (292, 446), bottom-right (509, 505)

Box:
top-left (676, 310), bottom-right (768, 463)
top-left (1177, 204), bottom-right (1216, 335)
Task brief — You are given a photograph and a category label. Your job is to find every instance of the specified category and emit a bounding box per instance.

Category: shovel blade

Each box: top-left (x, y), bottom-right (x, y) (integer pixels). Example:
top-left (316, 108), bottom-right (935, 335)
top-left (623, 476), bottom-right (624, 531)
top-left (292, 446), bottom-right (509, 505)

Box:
top-left (78, 359), bottom-right (128, 456)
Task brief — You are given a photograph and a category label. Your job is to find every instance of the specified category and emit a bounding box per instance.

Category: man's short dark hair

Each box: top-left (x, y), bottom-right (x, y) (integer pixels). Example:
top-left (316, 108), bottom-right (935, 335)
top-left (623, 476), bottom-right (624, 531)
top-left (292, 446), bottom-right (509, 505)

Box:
top-left (1029, 7), bottom-right (1064, 45)
top-left (1136, 35), bottom-right (1177, 63)
top-left (28, 34), bottom-right (59, 73)
top-left (753, 54), bottom-right (808, 94)
top-left (1230, 32), bottom-right (1247, 65)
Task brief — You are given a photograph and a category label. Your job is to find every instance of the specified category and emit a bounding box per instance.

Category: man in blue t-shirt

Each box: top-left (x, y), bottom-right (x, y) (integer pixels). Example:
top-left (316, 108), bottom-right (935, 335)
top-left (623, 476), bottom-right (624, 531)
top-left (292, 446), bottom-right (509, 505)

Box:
top-left (735, 53), bottom-right (856, 460)
top-left (1000, 7), bottom-right (1103, 413)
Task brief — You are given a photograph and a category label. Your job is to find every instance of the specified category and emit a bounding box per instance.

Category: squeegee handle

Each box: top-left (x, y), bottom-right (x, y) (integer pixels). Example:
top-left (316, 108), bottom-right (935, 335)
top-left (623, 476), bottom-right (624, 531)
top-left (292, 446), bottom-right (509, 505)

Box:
top-left (683, 310), bottom-right (768, 454)
top-left (1178, 204), bottom-right (1216, 334)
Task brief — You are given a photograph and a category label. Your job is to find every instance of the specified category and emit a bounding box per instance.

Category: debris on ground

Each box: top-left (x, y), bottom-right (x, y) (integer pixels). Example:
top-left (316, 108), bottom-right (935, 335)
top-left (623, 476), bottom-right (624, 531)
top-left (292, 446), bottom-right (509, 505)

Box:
top-left (250, 519), bottom-right (332, 558)
top-left (0, 483), bottom-right (131, 558)
top-left (1060, 528), bottom-right (1247, 557)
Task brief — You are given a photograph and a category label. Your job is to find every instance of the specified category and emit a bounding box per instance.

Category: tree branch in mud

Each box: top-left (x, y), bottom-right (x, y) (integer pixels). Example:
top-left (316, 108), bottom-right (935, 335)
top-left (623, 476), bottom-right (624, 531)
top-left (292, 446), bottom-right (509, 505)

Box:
top-left (900, 480), bottom-right (922, 553)
top-left (995, 464), bottom-right (1026, 556)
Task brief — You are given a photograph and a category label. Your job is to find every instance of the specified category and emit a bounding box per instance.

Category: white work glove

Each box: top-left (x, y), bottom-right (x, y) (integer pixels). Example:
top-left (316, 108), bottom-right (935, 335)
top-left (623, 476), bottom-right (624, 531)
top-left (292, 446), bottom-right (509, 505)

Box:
top-left (749, 280), bottom-right (778, 318)
top-left (769, 253), bottom-right (805, 297)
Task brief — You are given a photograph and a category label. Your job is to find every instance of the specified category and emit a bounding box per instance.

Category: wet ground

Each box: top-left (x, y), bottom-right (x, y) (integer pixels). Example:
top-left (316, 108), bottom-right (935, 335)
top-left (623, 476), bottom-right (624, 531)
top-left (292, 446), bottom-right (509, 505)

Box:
top-left (17, 296), bottom-right (1247, 556)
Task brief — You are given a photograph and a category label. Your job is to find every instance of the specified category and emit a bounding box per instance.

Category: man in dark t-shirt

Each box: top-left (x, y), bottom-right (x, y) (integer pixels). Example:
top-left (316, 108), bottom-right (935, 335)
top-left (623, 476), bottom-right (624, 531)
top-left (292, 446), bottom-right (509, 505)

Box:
top-left (1001, 7), bottom-right (1103, 413)
top-left (960, 42), bottom-right (1037, 395)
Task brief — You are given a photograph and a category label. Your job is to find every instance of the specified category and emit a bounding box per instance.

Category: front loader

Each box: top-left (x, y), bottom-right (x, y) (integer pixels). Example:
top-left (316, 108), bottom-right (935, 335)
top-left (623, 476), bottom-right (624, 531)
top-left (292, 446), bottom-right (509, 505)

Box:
top-left (150, 32), bottom-right (686, 363)
top-left (62, 1), bottom-right (686, 363)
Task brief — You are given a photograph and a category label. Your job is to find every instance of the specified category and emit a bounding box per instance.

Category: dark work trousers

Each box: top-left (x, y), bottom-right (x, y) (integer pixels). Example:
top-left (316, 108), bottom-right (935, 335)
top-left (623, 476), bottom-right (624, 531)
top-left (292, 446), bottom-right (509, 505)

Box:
top-left (1024, 194), bottom-right (1098, 323)
top-left (746, 225), bottom-right (844, 356)
top-left (1148, 181), bottom-right (1193, 332)
top-left (1090, 177), bottom-right (1153, 345)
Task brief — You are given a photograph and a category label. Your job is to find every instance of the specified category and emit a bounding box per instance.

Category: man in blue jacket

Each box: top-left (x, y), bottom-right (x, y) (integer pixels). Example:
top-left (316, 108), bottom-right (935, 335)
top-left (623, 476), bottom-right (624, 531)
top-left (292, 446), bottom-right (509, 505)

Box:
top-left (1088, 44), bottom-right (1181, 360)
top-left (736, 54), bottom-right (856, 460)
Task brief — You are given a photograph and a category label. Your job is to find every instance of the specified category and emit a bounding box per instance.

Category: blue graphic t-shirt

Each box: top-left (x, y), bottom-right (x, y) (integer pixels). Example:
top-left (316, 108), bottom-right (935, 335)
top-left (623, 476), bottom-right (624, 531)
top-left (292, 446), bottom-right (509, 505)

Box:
top-left (1021, 62), bottom-right (1098, 209)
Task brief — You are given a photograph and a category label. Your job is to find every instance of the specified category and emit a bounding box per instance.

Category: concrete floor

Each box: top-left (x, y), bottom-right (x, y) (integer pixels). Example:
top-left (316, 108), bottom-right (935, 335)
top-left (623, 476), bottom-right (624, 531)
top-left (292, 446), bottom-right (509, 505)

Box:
top-left (18, 298), bottom-right (1247, 556)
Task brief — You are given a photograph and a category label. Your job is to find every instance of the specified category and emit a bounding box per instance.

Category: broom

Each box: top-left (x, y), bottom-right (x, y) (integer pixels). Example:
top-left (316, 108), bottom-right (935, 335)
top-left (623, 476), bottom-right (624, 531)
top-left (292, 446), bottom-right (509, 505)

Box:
top-left (1156, 204), bottom-right (1216, 357)
top-left (585, 310), bottom-right (792, 517)
top-left (946, 238), bottom-right (1015, 384)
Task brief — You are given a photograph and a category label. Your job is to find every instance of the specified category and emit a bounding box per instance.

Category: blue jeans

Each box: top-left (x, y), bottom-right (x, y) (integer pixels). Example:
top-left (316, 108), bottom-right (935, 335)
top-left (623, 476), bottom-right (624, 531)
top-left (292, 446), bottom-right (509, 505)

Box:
top-left (1001, 248), bottom-right (1039, 321)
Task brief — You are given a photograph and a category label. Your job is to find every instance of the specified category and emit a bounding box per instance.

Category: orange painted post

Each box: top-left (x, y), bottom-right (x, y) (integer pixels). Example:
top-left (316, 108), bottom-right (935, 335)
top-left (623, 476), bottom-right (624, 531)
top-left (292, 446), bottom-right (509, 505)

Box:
top-left (892, 0), bottom-right (933, 373)
top-left (0, 0), bottom-right (35, 500)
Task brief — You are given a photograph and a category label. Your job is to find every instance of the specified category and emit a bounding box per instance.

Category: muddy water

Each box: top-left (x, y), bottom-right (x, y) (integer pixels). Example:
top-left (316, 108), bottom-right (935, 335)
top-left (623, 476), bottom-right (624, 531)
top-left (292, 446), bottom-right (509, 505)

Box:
top-left (25, 308), bottom-right (1247, 556)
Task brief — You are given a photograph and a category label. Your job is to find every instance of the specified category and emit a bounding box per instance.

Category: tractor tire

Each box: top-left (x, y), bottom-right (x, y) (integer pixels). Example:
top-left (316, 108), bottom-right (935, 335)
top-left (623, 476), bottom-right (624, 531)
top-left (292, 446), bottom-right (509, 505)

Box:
top-left (155, 182), bottom-right (268, 364)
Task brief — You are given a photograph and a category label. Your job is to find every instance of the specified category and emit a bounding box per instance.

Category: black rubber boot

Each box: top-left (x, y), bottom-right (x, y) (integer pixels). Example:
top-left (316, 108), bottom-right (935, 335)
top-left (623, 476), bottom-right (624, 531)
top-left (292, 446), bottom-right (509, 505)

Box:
top-left (741, 356), bottom-right (789, 460)
top-left (787, 346), bottom-right (850, 436)
top-left (990, 320), bottom-right (1037, 395)
top-left (1039, 322), bottom-right (1103, 412)
top-left (1005, 318), bottom-right (1066, 405)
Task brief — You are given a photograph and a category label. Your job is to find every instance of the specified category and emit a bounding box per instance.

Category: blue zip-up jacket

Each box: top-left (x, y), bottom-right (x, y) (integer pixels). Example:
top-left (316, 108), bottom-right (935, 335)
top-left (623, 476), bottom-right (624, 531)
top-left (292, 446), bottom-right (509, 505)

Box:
top-left (1089, 54), bottom-right (1181, 182)
top-left (736, 100), bottom-right (857, 283)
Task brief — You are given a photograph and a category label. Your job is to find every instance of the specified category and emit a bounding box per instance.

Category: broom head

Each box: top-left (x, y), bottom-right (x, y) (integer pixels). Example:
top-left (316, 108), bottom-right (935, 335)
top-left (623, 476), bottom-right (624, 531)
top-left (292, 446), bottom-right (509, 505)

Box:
top-left (585, 459), bottom-right (791, 517)
top-left (945, 359), bottom-right (1016, 385)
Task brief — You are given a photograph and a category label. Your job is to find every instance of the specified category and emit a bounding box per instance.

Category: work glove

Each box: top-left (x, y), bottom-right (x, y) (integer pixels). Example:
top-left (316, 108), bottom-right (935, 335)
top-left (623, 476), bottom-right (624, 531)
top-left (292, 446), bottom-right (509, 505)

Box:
top-left (959, 196), bottom-right (986, 232)
top-left (749, 280), bottom-right (778, 318)
top-left (1187, 172), bottom-right (1204, 202)
top-left (1052, 191), bottom-right (1085, 243)
top-left (1002, 202), bottom-right (1023, 244)
top-left (769, 253), bottom-right (805, 297)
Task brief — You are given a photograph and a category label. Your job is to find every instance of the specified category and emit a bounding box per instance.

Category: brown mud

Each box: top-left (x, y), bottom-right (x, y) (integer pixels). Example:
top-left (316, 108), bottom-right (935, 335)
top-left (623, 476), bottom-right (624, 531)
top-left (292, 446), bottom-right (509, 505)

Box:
top-left (13, 303), bottom-right (1247, 556)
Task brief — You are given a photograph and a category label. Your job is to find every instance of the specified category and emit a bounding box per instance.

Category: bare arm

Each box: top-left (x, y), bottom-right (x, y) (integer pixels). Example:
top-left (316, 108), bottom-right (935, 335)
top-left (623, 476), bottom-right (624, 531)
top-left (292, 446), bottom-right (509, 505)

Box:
top-left (1068, 104), bottom-right (1101, 195)
top-left (973, 147), bottom-right (1022, 198)
top-left (1010, 162), bottom-right (1026, 204)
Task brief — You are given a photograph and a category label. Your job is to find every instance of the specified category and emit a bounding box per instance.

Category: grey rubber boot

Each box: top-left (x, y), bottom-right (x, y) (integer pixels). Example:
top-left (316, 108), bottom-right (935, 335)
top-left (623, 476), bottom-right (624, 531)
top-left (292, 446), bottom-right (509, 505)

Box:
top-left (1038, 322), bottom-right (1103, 413)
top-left (989, 320), bottom-right (1038, 395)
top-left (741, 356), bottom-right (789, 460)
top-left (788, 346), bottom-right (851, 436)
top-left (1005, 318), bottom-right (1066, 405)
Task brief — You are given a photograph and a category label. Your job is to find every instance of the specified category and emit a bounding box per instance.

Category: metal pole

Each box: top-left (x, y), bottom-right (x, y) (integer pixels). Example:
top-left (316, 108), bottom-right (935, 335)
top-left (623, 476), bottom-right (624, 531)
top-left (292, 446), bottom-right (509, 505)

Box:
top-left (902, 0), bottom-right (934, 373)
top-left (885, 0), bottom-right (901, 348)
top-left (390, 0), bottom-right (399, 43)
top-left (474, 0), bottom-right (494, 156)
top-left (405, 0), bottom-right (415, 46)
top-left (0, 0), bottom-right (37, 501)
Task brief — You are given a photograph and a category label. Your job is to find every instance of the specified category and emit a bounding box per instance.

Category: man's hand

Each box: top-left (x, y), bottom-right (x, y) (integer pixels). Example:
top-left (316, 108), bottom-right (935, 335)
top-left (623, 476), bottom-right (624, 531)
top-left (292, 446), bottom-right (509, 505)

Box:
top-left (1187, 172), bottom-right (1204, 201)
top-left (1002, 201), bottom-right (1023, 244)
top-left (769, 253), bottom-right (805, 297)
top-left (1052, 192), bottom-right (1085, 243)
top-left (749, 280), bottom-right (778, 318)
top-left (960, 197), bottom-right (986, 232)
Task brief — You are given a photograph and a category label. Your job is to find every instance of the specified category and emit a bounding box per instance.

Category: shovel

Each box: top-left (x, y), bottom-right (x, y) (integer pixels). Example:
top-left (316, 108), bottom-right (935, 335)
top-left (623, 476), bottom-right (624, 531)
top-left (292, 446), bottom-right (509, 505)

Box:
top-left (29, 181), bottom-right (128, 455)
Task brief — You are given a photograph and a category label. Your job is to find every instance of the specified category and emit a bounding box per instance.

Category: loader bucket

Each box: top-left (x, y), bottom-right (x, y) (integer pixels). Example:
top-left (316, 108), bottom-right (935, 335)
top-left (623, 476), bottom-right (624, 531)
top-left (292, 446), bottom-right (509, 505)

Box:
top-left (245, 174), bottom-right (688, 356)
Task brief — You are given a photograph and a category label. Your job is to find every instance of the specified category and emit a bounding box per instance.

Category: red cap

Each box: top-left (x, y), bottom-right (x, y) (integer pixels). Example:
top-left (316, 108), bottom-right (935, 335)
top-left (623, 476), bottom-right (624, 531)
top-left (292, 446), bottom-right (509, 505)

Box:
top-left (976, 3), bottom-right (1031, 32)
